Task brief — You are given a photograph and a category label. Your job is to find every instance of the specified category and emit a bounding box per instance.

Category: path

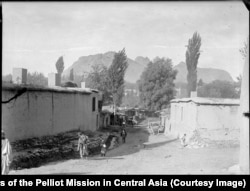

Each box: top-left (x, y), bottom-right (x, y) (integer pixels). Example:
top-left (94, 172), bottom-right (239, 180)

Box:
top-left (9, 124), bottom-right (239, 174)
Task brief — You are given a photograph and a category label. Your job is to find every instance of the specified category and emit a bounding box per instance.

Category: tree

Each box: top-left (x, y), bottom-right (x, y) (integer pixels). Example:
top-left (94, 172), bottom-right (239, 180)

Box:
top-left (138, 57), bottom-right (177, 111)
top-left (55, 56), bottom-right (64, 75)
top-left (186, 32), bottom-right (202, 97)
top-left (197, 80), bottom-right (239, 98)
top-left (197, 79), bottom-right (204, 87)
top-left (85, 63), bottom-right (112, 105)
top-left (27, 72), bottom-right (48, 87)
top-left (2, 74), bottom-right (12, 83)
top-left (107, 48), bottom-right (128, 112)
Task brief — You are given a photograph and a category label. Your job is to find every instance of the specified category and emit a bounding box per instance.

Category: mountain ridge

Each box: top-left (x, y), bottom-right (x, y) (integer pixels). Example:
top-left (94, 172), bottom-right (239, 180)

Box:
top-left (63, 52), bottom-right (234, 84)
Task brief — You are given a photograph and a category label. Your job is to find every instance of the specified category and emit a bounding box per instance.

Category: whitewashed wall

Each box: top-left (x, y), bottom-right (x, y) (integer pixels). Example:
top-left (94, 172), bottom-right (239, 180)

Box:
top-left (196, 105), bottom-right (239, 130)
top-left (168, 101), bottom-right (239, 137)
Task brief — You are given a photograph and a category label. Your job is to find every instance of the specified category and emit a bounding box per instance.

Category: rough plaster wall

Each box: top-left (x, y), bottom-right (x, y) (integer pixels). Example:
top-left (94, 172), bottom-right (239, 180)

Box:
top-left (169, 102), bottom-right (197, 137)
top-left (196, 105), bottom-right (239, 130)
top-left (2, 89), bottom-right (98, 141)
top-left (169, 102), bottom-right (238, 138)
top-left (239, 43), bottom-right (249, 173)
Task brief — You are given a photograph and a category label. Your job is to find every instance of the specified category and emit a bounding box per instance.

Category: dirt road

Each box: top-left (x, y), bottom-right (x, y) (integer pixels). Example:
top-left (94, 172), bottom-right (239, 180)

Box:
top-left (9, 124), bottom-right (239, 174)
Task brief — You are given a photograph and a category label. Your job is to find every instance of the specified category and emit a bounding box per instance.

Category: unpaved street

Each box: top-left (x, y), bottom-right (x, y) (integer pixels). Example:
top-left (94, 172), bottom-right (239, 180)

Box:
top-left (9, 124), bottom-right (239, 175)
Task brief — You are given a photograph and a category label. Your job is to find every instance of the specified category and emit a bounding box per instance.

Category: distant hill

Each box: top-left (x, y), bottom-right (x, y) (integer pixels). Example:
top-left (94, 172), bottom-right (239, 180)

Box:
top-left (63, 52), bottom-right (234, 84)
top-left (63, 52), bottom-right (149, 83)
top-left (174, 62), bottom-right (234, 84)
top-left (134, 56), bottom-right (150, 66)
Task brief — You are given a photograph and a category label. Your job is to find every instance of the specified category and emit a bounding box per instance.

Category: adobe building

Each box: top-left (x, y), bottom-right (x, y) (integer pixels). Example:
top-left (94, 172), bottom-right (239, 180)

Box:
top-left (167, 97), bottom-right (240, 136)
top-left (2, 84), bottom-right (102, 141)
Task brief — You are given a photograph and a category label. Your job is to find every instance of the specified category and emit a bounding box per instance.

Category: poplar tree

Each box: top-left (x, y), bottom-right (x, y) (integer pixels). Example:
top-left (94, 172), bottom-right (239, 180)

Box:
top-left (185, 32), bottom-right (201, 97)
top-left (108, 48), bottom-right (128, 113)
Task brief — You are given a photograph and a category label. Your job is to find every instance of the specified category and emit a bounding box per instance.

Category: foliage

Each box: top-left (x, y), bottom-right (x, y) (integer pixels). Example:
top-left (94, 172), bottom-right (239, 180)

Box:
top-left (107, 48), bottom-right (128, 107)
top-left (197, 80), bottom-right (240, 98)
top-left (27, 72), bottom-right (48, 87)
top-left (138, 57), bottom-right (177, 111)
top-left (2, 72), bottom-right (48, 87)
top-left (2, 74), bottom-right (12, 83)
top-left (197, 79), bottom-right (204, 87)
top-left (186, 32), bottom-right (202, 97)
top-left (85, 63), bottom-right (112, 105)
top-left (55, 56), bottom-right (64, 74)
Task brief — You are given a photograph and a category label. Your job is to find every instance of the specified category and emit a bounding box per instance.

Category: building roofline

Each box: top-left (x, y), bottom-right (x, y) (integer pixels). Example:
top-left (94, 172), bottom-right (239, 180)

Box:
top-left (2, 83), bottom-right (93, 95)
top-left (170, 97), bottom-right (240, 106)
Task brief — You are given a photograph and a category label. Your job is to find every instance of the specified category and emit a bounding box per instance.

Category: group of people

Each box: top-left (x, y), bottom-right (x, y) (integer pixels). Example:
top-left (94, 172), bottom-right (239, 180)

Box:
top-left (77, 126), bottom-right (127, 159)
top-left (2, 127), bottom-right (128, 174)
top-left (77, 132), bottom-right (90, 159)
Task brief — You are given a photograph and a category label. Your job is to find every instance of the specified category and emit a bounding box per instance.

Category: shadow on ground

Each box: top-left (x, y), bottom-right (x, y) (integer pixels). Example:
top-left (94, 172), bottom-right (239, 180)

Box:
top-left (106, 123), bottom-right (178, 158)
top-left (11, 118), bottom-right (174, 171)
top-left (142, 138), bottom-right (178, 150)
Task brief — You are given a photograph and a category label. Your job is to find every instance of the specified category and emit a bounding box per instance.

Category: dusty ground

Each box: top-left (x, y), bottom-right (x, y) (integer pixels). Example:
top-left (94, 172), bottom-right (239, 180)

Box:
top-left (9, 120), bottom-right (240, 175)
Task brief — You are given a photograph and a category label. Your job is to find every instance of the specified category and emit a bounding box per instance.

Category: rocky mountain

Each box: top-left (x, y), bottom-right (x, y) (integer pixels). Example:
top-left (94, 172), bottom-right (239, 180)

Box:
top-left (134, 56), bottom-right (150, 66)
top-left (63, 52), bottom-right (149, 83)
top-left (63, 52), bottom-right (234, 84)
top-left (174, 62), bottom-right (234, 84)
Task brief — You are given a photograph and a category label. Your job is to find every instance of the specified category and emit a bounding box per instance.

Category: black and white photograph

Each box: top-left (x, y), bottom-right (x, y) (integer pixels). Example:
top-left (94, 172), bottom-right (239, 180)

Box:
top-left (1, 1), bottom-right (249, 175)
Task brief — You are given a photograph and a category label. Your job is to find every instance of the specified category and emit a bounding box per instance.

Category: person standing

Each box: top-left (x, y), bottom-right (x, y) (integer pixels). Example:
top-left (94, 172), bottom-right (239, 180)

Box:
top-left (120, 128), bottom-right (127, 143)
top-left (2, 130), bottom-right (12, 175)
top-left (77, 133), bottom-right (89, 159)
top-left (77, 132), bottom-right (84, 159)
top-left (82, 135), bottom-right (89, 159)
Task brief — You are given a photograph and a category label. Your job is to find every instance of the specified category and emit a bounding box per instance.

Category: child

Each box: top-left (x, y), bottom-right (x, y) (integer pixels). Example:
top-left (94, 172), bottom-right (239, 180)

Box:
top-left (100, 139), bottom-right (107, 157)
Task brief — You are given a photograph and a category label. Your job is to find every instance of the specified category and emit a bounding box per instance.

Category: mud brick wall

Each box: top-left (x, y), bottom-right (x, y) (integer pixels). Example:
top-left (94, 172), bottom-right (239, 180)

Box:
top-left (2, 85), bottom-right (101, 141)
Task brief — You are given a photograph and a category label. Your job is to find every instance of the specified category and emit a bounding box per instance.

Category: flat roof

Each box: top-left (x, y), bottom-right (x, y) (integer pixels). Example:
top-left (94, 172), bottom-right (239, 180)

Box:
top-left (2, 83), bottom-right (98, 95)
top-left (170, 97), bottom-right (240, 106)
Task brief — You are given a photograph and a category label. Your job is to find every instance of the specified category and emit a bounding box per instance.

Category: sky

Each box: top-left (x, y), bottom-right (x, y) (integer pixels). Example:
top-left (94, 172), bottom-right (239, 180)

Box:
top-left (2, 1), bottom-right (249, 80)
